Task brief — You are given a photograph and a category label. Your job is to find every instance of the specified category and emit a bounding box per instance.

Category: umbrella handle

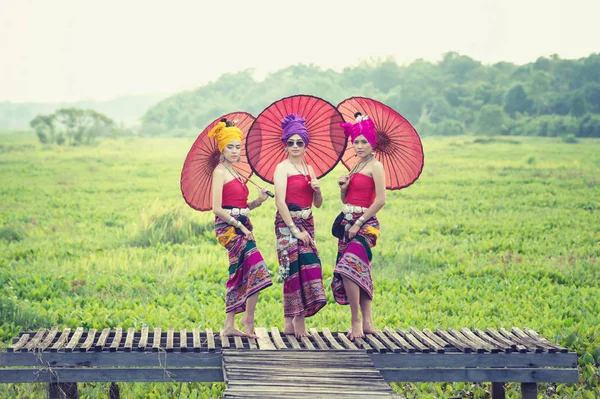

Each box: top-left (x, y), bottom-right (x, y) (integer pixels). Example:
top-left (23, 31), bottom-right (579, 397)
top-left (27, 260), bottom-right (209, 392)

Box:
top-left (232, 166), bottom-right (275, 198)
top-left (246, 178), bottom-right (275, 198)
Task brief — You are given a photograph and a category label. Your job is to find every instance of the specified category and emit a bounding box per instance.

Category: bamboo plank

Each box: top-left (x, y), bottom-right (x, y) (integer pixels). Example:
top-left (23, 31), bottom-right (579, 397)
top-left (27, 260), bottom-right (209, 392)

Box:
top-left (193, 328), bottom-right (201, 352)
top-left (50, 328), bottom-right (71, 352)
top-left (255, 328), bottom-right (276, 350)
top-left (309, 329), bottom-right (329, 350)
top-left (474, 328), bottom-right (511, 353)
top-left (383, 327), bottom-right (415, 353)
top-left (270, 327), bottom-right (288, 350)
top-left (436, 329), bottom-right (472, 353)
top-left (137, 327), bottom-right (148, 351)
top-left (37, 326), bottom-right (58, 352)
top-left (123, 328), bottom-right (135, 352)
top-left (109, 328), bottom-right (122, 352)
top-left (409, 327), bottom-right (444, 353)
top-left (151, 328), bottom-right (161, 352)
top-left (8, 334), bottom-right (30, 352)
top-left (206, 328), bottom-right (215, 352)
top-left (24, 329), bottom-right (47, 352)
top-left (166, 328), bottom-right (174, 352)
top-left (65, 328), bottom-right (83, 352)
top-left (397, 328), bottom-right (430, 353)
top-left (95, 328), bottom-right (111, 352)
top-left (285, 334), bottom-right (301, 350)
top-left (322, 328), bottom-right (344, 350)
top-left (179, 329), bottom-right (187, 352)
top-left (79, 329), bottom-right (97, 352)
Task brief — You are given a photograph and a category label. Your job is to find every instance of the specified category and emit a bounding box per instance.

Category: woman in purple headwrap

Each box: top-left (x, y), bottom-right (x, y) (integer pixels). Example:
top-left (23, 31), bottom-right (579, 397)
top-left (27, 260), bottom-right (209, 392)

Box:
top-left (273, 113), bottom-right (327, 338)
top-left (331, 112), bottom-right (386, 341)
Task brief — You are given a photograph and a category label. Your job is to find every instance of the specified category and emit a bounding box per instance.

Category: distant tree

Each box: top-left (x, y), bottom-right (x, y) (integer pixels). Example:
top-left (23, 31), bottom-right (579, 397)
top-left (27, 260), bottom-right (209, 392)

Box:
top-left (570, 92), bottom-right (588, 117)
top-left (504, 84), bottom-right (533, 117)
top-left (30, 108), bottom-right (115, 145)
top-left (476, 104), bottom-right (506, 135)
top-left (583, 83), bottom-right (600, 113)
top-left (30, 114), bottom-right (55, 144)
top-left (578, 114), bottom-right (600, 137)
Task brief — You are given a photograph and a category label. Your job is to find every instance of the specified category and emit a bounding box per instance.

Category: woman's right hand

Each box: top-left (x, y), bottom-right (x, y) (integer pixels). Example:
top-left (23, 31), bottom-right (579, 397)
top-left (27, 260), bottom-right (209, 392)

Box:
top-left (240, 226), bottom-right (254, 241)
top-left (338, 175), bottom-right (350, 191)
top-left (293, 229), bottom-right (312, 247)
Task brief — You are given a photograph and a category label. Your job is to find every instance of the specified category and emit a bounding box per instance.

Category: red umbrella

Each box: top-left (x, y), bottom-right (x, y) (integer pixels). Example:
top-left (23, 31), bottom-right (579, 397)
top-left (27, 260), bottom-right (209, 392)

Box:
top-left (337, 97), bottom-right (424, 190)
top-left (181, 112), bottom-right (255, 211)
top-left (246, 94), bottom-right (347, 184)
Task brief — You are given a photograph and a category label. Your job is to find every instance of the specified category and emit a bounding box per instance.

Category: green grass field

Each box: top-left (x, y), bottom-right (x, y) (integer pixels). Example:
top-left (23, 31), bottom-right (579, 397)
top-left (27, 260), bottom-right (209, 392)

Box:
top-left (1, 132), bottom-right (598, 398)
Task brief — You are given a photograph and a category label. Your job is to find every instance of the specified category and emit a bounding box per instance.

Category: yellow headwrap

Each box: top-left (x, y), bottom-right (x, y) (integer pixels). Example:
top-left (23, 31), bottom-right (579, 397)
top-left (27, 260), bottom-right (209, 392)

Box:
top-left (208, 121), bottom-right (243, 152)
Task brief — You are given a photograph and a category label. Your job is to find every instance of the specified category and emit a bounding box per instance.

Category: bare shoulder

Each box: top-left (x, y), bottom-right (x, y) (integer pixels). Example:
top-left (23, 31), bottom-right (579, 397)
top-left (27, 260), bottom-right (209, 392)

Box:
top-left (274, 160), bottom-right (290, 174)
top-left (213, 165), bottom-right (225, 177)
top-left (372, 160), bottom-right (385, 175)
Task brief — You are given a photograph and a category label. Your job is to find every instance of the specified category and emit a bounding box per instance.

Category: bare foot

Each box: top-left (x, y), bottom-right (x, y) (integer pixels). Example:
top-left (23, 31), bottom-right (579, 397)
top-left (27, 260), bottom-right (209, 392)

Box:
top-left (240, 314), bottom-right (257, 338)
top-left (283, 317), bottom-right (295, 335)
top-left (222, 326), bottom-right (246, 337)
top-left (347, 320), bottom-right (364, 341)
top-left (292, 315), bottom-right (308, 338)
top-left (363, 321), bottom-right (376, 335)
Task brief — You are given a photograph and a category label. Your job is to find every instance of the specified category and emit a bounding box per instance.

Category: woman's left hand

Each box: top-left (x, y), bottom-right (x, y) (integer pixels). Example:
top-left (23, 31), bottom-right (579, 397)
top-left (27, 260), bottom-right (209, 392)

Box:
top-left (347, 223), bottom-right (361, 239)
top-left (257, 186), bottom-right (270, 202)
top-left (310, 179), bottom-right (321, 193)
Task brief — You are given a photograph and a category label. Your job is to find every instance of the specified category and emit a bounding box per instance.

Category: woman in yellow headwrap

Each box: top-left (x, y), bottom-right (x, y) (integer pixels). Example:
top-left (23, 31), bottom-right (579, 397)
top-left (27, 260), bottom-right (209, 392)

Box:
top-left (210, 118), bottom-right (273, 338)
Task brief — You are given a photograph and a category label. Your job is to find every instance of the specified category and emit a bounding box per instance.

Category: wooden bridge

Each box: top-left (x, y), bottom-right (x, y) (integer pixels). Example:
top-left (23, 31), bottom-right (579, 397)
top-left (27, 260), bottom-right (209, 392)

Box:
top-left (1, 326), bottom-right (578, 398)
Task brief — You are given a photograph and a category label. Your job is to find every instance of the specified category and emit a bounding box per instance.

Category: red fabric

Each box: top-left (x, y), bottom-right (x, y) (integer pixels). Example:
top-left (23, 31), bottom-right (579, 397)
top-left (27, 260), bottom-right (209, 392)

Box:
top-left (285, 175), bottom-right (313, 208)
top-left (345, 173), bottom-right (375, 208)
top-left (222, 179), bottom-right (249, 208)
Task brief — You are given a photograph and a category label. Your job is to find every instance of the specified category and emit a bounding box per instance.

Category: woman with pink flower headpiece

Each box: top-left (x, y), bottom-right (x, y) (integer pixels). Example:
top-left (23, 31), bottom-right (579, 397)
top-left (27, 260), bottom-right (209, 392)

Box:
top-left (273, 113), bottom-right (327, 339)
top-left (331, 112), bottom-right (387, 341)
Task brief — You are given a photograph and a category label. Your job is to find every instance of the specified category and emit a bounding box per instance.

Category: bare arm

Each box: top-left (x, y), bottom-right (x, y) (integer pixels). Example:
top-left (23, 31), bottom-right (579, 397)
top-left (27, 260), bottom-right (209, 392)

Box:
top-left (308, 165), bottom-right (322, 208)
top-left (274, 164), bottom-right (295, 227)
top-left (338, 175), bottom-right (350, 204)
top-left (212, 168), bottom-right (233, 222)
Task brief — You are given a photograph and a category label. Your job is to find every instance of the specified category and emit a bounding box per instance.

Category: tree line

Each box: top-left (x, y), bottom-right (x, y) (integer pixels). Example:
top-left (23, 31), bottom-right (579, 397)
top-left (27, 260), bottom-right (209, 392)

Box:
top-left (141, 52), bottom-right (600, 138)
top-left (30, 108), bottom-right (118, 145)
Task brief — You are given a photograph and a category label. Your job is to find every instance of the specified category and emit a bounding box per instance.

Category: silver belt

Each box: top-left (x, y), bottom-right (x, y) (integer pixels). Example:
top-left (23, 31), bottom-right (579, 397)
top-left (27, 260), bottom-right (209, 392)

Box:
top-left (227, 207), bottom-right (250, 216)
top-left (289, 209), bottom-right (312, 219)
top-left (342, 204), bottom-right (368, 214)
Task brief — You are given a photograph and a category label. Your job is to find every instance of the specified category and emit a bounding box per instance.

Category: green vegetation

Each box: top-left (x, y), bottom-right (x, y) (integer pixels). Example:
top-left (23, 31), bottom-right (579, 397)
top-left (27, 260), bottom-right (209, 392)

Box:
top-left (0, 132), bottom-right (598, 398)
top-left (30, 108), bottom-right (117, 146)
top-left (142, 53), bottom-right (600, 139)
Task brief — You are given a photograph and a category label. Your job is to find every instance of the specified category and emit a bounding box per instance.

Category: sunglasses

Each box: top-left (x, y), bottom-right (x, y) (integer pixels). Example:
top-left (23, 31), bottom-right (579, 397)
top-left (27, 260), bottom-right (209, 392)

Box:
top-left (286, 140), bottom-right (305, 148)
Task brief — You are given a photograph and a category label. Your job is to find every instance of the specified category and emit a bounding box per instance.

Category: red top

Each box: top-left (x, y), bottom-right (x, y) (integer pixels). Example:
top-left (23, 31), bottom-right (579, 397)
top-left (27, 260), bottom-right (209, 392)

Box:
top-left (222, 178), bottom-right (249, 208)
top-left (345, 173), bottom-right (376, 208)
top-left (285, 174), bottom-right (313, 208)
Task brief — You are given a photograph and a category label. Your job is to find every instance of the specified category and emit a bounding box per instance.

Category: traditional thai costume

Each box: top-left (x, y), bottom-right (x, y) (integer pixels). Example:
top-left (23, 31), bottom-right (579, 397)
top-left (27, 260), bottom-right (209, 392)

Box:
top-left (210, 121), bottom-right (273, 314)
top-left (331, 115), bottom-right (381, 304)
top-left (275, 114), bottom-right (327, 318)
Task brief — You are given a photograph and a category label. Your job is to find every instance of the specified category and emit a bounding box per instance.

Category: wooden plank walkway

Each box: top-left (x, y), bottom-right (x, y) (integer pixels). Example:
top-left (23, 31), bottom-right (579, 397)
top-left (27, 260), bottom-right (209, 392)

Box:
top-left (222, 350), bottom-right (396, 399)
top-left (5, 326), bottom-right (570, 354)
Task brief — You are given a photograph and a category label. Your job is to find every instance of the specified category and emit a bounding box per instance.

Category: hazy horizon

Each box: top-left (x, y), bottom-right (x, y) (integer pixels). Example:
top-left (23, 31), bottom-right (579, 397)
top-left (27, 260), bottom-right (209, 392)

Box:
top-left (1, 0), bottom-right (598, 103)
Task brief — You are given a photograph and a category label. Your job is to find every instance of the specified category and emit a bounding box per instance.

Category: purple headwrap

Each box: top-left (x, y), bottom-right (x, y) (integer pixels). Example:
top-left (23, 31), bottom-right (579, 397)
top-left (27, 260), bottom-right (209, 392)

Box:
top-left (340, 114), bottom-right (377, 148)
top-left (281, 113), bottom-right (309, 146)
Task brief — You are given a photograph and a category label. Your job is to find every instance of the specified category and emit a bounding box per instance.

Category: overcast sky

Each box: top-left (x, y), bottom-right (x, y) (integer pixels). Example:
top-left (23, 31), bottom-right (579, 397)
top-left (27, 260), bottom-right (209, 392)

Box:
top-left (0, 0), bottom-right (598, 102)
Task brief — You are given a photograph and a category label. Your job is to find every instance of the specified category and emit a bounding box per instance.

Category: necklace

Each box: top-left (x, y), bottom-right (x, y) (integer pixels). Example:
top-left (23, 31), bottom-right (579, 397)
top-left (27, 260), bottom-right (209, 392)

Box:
top-left (350, 154), bottom-right (374, 177)
top-left (222, 162), bottom-right (244, 184)
top-left (288, 159), bottom-right (309, 182)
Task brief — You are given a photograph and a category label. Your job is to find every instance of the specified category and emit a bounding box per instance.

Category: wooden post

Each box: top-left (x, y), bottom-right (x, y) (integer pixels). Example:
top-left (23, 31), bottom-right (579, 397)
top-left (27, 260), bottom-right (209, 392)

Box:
top-left (521, 382), bottom-right (538, 399)
top-left (109, 382), bottom-right (120, 399)
top-left (491, 382), bottom-right (505, 399)
top-left (49, 383), bottom-right (78, 399)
